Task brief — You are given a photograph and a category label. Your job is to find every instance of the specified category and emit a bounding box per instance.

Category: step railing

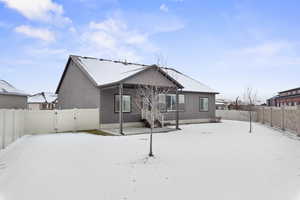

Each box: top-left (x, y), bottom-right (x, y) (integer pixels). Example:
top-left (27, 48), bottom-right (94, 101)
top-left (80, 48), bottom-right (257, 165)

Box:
top-left (141, 109), bottom-right (164, 128)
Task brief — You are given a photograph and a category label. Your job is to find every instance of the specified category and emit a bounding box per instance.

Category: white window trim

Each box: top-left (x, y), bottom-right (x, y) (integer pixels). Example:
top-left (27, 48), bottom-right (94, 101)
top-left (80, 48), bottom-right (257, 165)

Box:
top-left (199, 97), bottom-right (209, 112)
top-left (114, 94), bottom-right (131, 113)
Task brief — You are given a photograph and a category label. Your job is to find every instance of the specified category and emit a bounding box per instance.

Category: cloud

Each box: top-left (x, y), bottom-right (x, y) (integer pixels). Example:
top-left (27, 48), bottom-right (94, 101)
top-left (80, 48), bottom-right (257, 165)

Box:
top-left (15, 25), bottom-right (55, 42)
top-left (0, 0), bottom-right (71, 25)
top-left (216, 41), bottom-right (300, 69)
top-left (159, 4), bottom-right (169, 12)
top-left (79, 18), bottom-right (157, 61)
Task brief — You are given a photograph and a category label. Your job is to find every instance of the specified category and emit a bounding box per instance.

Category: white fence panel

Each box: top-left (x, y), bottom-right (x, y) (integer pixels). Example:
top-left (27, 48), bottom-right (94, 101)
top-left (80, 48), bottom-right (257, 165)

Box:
top-left (1, 108), bottom-right (100, 149)
top-left (56, 109), bottom-right (76, 133)
top-left (25, 110), bottom-right (57, 135)
top-left (76, 109), bottom-right (99, 130)
top-left (15, 110), bottom-right (25, 139)
top-left (216, 110), bottom-right (257, 122)
top-left (0, 110), bottom-right (6, 148)
top-left (4, 110), bottom-right (14, 146)
top-left (0, 109), bottom-right (26, 149)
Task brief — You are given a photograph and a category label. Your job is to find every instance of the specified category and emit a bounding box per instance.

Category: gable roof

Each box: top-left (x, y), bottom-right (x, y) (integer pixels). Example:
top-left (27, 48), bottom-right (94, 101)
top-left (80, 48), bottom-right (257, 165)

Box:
top-left (56, 55), bottom-right (217, 94)
top-left (76, 56), bottom-right (149, 86)
top-left (162, 68), bottom-right (217, 93)
top-left (28, 92), bottom-right (57, 103)
top-left (0, 80), bottom-right (29, 96)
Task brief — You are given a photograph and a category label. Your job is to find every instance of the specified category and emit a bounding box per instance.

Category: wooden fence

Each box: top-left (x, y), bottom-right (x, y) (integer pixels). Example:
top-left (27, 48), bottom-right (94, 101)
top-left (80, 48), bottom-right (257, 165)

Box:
top-left (256, 106), bottom-right (300, 135)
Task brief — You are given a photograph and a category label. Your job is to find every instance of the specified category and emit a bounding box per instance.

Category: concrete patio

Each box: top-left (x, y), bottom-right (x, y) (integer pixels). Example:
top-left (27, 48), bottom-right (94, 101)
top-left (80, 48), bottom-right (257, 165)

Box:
top-left (101, 126), bottom-right (177, 135)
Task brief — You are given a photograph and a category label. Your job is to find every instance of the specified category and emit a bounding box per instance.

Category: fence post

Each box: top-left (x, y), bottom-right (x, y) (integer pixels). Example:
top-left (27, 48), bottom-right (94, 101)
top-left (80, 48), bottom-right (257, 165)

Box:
top-left (54, 110), bottom-right (58, 133)
top-left (270, 107), bottom-right (273, 127)
top-left (281, 106), bottom-right (285, 131)
top-left (12, 109), bottom-right (16, 142)
top-left (2, 110), bottom-right (6, 149)
top-left (262, 107), bottom-right (265, 124)
top-left (297, 106), bottom-right (300, 135)
top-left (73, 108), bottom-right (77, 133)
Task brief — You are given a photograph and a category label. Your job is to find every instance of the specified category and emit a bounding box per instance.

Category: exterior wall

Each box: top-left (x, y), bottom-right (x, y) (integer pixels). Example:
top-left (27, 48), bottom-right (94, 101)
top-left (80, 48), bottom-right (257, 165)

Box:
top-left (100, 68), bottom-right (178, 124)
top-left (57, 60), bottom-right (100, 109)
top-left (100, 87), bottom-right (141, 124)
top-left (101, 89), bottom-right (216, 124)
top-left (0, 94), bottom-right (27, 109)
top-left (164, 92), bottom-right (216, 121)
top-left (124, 68), bottom-right (177, 87)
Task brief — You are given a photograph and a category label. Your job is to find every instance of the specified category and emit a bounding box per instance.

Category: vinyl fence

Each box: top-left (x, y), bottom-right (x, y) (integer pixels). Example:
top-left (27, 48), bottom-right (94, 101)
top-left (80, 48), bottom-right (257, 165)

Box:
top-left (257, 106), bottom-right (300, 135)
top-left (216, 110), bottom-right (257, 122)
top-left (0, 108), bottom-right (99, 149)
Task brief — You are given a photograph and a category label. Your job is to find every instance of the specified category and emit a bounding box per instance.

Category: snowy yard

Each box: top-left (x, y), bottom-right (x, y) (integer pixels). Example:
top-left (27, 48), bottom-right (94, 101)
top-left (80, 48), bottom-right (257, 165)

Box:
top-left (1, 120), bottom-right (300, 200)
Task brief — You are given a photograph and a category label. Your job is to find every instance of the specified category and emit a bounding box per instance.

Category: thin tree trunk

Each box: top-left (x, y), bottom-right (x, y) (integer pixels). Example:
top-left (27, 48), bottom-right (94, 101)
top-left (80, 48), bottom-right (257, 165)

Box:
top-left (149, 93), bottom-right (154, 157)
top-left (149, 127), bottom-right (153, 157)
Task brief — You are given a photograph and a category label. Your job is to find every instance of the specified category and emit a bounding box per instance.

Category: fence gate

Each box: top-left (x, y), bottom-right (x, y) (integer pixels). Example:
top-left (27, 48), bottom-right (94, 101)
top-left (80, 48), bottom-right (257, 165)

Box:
top-left (0, 108), bottom-right (99, 150)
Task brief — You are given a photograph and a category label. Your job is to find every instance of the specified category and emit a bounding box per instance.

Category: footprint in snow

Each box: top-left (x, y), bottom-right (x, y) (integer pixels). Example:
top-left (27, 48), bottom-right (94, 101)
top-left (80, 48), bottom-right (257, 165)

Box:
top-left (201, 132), bottom-right (213, 134)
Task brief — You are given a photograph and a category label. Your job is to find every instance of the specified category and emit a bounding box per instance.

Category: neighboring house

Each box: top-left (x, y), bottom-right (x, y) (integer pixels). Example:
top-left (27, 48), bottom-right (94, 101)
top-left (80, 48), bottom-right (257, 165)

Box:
top-left (266, 95), bottom-right (279, 107)
top-left (0, 80), bottom-right (28, 109)
top-left (216, 98), bottom-right (232, 110)
top-left (56, 55), bottom-right (218, 131)
top-left (28, 92), bottom-right (57, 110)
top-left (267, 87), bottom-right (300, 107)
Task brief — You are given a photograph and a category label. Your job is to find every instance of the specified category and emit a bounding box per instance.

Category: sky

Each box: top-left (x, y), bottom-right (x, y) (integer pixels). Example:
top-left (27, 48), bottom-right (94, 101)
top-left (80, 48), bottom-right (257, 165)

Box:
top-left (0, 0), bottom-right (300, 102)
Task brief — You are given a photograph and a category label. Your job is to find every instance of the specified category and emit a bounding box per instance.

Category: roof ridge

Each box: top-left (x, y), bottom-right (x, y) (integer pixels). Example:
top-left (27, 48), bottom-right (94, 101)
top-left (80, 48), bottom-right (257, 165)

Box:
top-left (0, 80), bottom-right (16, 89)
top-left (164, 67), bottom-right (214, 89)
top-left (71, 55), bottom-right (152, 68)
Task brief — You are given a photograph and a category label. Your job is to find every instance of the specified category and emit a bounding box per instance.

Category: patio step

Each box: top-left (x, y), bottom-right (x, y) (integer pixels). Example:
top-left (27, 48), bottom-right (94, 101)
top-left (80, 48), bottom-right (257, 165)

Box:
top-left (141, 119), bottom-right (162, 128)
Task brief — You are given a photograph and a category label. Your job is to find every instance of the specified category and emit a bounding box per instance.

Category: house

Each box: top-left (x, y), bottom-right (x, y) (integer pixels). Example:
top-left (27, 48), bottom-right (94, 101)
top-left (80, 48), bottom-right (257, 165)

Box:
top-left (215, 97), bottom-right (232, 110)
top-left (55, 55), bottom-right (218, 132)
top-left (28, 92), bottom-right (57, 110)
top-left (267, 87), bottom-right (300, 107)
top-left (266, 95), bottom-right (279, 107)
top-left (0, 80), bottom-right (28, 109)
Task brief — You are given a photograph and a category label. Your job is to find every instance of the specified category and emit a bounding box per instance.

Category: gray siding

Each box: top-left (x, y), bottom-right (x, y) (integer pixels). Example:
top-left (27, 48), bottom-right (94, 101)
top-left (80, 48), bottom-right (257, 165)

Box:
top-left (57, 60), bottom-right (100, 109)
top-left (0, 94), bottom-right (27, 109)
top-left (100, 88), bottom-right (141, 124)
top-left (164, 92), bottom-right (216, 121)
top-left (57, 59), bottom-right (216, 124)
top-left (124, 68), bottom-right (177, 87)
top-left (100, 89), bottom-right (216, 124)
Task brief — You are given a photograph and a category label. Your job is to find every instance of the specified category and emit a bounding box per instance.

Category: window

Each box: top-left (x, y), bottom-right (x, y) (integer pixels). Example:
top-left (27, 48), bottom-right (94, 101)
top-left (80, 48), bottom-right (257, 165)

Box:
top-left (114, 95), bottom-right (131, 113)
top-left (199, 97), bottom-right (209, 111)
top-left (160, 94), bottom-right (185, 112)
top-left (166, 94), bottom-right (176, 111)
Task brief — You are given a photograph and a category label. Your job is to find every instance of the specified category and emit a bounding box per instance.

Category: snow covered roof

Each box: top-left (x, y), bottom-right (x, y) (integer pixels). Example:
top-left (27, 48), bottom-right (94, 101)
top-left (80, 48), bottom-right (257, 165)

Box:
top-left (75, 56), bottom-right (148, 86)
top-left (28, 92), bottom-right (57, 103)
top-left (0, 80), bottom-right (29, 96)
top-left (58, 55), bottom-right (217, 93)
top-left (162, 68), bottom-right (217, 93)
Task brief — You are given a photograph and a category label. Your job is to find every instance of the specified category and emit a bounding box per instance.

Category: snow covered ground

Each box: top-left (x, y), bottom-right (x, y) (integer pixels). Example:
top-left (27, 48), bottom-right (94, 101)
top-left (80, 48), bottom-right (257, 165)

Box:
top-left (0, 120), bottom-right (300, 200)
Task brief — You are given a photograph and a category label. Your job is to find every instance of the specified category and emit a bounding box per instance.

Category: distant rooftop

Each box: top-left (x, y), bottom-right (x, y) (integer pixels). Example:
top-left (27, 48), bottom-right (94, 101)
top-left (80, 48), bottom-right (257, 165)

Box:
top-left (279, 87), bottom-right (300, 94)
top-left (0, 80), bottom-right (29, 96)
top-left (28, 92), bottom-right (57, 103)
